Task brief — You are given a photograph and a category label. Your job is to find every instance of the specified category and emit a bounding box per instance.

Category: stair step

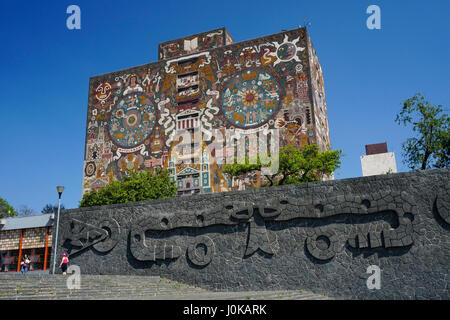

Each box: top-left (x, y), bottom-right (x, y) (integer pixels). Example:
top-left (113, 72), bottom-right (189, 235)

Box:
top-left (0, 274), bottom-right (331, 300)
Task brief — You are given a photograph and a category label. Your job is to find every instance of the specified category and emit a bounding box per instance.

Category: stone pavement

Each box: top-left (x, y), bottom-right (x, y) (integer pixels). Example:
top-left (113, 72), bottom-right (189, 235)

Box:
top-left (0, 274), bottom-right (333, 300)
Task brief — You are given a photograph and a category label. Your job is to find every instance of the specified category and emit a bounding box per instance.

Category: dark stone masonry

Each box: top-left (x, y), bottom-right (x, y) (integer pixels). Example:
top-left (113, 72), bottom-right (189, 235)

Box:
top-left (53, 168), bottom-right (450, 299)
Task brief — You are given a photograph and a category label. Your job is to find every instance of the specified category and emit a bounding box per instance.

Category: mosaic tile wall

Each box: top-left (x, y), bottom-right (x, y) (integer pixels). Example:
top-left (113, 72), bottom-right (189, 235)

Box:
top-left (83, 27), bottom-right (331, 195)
top-left (0, 228), bottom-right (52, 251)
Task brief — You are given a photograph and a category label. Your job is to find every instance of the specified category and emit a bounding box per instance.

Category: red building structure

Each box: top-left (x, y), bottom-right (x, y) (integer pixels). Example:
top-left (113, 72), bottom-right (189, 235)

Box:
top-left (0, 214), bottom-right (53, 272)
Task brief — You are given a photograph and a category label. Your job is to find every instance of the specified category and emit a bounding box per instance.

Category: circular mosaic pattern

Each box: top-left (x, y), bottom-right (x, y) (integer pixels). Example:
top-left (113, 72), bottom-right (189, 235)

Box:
top-left (108, 94), bottom-right (157, 148)
top-left (85, 162), bottom-right (96, 177)
top-left (221, 69), bottom-right (281, 129)
top-left (277, 42), bottom-right (297, 61)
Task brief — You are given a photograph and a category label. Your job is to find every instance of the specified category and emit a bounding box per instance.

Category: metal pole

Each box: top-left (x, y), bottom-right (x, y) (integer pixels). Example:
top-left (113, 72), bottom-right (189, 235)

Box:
top-left (52, 194), bottom-right (62, 274)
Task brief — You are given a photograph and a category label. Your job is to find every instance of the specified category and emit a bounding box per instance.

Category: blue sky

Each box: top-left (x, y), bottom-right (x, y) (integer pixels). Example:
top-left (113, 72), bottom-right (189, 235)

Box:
top-left (0, 0), bottom-right (449, 213)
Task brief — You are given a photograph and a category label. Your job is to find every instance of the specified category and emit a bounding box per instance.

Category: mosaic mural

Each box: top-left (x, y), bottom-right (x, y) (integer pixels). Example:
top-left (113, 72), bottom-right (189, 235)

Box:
top-left (158, 27), bottom-right (233, 60)
top-left (221, 69), bottom-right (281, 128)
top-left (308, 39), bottom-right (330, 152)
top-left (108, 94), bottom-right (157, 148)
top-left (83, 27), bottom-right (330, 195)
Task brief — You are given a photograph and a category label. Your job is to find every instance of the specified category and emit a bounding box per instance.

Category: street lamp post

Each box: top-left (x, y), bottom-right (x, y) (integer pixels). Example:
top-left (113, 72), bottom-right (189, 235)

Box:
top-left (52, 186), bottom-right (64, 274)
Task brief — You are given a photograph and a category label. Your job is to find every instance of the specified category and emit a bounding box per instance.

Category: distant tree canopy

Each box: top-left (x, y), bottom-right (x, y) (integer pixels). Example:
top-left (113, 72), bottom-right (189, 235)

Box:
top-left (0, 197), bottom-right (17, 218)
top-left (18, 205), bottom-right (35, 217)
top-left (41, 203), bottom-right (65, 214)
top-left (223, 144), bottom-right (343, 187)
top-left (79, 169), bottom-right (177, 207)
top-left (395, 93), bottom-right (449, 170)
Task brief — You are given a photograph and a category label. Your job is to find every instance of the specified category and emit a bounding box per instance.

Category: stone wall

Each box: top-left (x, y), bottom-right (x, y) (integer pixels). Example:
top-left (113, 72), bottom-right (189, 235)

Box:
top-left (55, 169), bottom-right (450, 299)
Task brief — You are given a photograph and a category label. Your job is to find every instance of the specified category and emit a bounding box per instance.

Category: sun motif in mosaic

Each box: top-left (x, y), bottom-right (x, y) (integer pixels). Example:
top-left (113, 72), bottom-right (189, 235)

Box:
top-left (108, 94), bottom-right (157, 148)
top-left (272, 34), bottom-right (305, 66)
top-left (221, 69), bottom-right (281, 128)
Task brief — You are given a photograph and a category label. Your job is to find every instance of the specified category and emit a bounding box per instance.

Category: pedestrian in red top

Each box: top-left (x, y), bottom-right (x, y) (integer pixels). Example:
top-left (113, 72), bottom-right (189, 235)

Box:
top-left (59, 253), bottom-right (69, 275)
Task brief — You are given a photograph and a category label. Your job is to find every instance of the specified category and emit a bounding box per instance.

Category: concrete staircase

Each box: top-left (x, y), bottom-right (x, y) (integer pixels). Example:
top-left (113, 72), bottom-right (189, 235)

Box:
top-left (0, 274), bottom-right (332, 300)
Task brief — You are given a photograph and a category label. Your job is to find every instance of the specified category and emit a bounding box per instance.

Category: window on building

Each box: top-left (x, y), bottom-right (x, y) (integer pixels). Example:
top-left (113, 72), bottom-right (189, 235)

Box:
top-left (177, 85), bottom-right (199, 94)
top-left (177, 71), bottom-right (199, 88)
top-left (0, 250), bottom-right (19, 272)
top-left (20, 248), bottom-right (47, 271)
top-left (177, 98), bottom-right (199, 110)
top-left (177, 57), bottom-right (199, 67)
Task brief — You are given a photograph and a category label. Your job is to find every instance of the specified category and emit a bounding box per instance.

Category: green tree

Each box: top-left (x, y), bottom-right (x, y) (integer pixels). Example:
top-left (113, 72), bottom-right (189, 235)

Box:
top-left (223, 144), bottom-right (342, 187)
top-left (223, 156), bottom-right (264, 187)
top-left (0, 197), bottom-right (17, 218)
top-left (79, 168), bottom-right (177, 207)
top-left (41, 203), bottom-right (65, 214)
top-left (395, 93), bottom-right (449, 170)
